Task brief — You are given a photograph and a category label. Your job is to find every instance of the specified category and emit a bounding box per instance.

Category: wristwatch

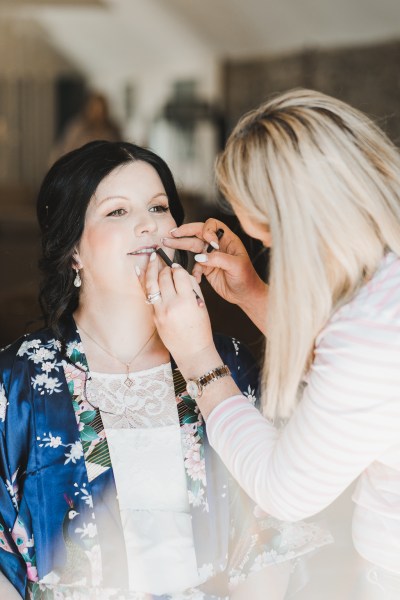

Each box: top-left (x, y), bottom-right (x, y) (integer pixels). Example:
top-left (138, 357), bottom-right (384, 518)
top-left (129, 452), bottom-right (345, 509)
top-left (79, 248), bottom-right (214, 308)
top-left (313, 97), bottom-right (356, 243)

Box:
top-left (186, 365), bottom-right (231, 399)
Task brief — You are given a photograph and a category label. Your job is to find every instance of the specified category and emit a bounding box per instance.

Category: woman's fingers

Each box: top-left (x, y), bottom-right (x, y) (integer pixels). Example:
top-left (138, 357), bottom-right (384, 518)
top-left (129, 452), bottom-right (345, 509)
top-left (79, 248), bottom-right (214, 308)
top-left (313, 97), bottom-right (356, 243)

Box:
top-left (169, 221), bottom-right (216, 239)
top-left (144, 253), bottom-right (204, 310)
top-left (164, 219), bottom-right (230, 253)
top-left (134, 264), bottom-right (146, 297)
top-left (144, 251), bottom-right (161, 296)
top-left (189, 274), bottom-right (204, 301)
top-left (193, 249), bottom-right (243, 278)
top-left (163, 222), bottom-right (206, 253)
top-left (170, 264), bottom-right (198, 297)
top-left (200, 219), bottom-right (228, 248)
top-left (157, 264), bottom-right (179, 303)
top-left (171, 265), bottom-right (205, 305)
top-left (191, 263), bottom-right (204, 284)
top-left (143, 249), bottom-right (215, 367)
top-left (161, 235), bottom-right (205, 254)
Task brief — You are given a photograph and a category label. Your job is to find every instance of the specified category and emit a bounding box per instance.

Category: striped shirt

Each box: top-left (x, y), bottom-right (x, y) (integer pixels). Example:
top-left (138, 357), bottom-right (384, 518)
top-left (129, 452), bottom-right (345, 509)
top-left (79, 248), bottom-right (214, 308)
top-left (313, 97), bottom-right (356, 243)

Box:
top-left (207, 252), bottom-right (400, 574)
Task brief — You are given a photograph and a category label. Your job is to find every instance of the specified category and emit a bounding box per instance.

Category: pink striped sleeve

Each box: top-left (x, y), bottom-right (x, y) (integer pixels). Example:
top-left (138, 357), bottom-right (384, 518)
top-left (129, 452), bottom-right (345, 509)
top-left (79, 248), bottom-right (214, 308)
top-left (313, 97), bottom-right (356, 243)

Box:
top-left (206, 298), bottom-right (400, 521)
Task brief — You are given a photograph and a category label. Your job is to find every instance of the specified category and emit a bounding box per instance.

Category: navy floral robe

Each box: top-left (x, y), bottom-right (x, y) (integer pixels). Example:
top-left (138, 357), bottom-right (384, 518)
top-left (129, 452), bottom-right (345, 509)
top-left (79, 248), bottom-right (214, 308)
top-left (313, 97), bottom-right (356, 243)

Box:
top-left (0, 316), bottom-right (330, 599)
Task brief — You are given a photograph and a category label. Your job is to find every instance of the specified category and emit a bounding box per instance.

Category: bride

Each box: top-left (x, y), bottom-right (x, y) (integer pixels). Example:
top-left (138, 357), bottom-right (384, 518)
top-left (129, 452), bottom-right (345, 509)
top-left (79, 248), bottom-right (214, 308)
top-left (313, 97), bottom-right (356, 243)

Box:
top-left (0, 140), bottom-right (330, 599)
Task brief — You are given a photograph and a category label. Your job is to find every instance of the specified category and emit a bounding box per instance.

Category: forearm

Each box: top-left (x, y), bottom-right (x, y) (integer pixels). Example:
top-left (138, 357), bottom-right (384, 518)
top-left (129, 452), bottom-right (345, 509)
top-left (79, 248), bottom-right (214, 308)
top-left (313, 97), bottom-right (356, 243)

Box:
top-left (173, 299), bottom-right (362, 521)
top-left (237, 280), bottom-right (269, 335)
top-left (176, 345), bottom-right (242, 419)
top-left (205, 368), bottom-right (400, 522)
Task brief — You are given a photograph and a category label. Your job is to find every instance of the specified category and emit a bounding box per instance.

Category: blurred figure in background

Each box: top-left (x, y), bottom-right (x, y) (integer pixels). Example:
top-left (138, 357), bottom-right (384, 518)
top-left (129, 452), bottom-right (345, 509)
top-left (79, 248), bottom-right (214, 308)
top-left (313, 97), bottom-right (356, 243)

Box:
top-left (49, 91), bottom-right (122, 163)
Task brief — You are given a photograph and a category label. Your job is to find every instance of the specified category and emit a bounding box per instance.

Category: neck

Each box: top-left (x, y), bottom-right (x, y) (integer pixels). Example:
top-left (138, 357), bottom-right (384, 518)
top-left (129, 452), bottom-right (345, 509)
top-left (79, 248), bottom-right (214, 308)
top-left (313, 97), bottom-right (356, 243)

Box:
top-left (73, 292), bottom-right (168, 373)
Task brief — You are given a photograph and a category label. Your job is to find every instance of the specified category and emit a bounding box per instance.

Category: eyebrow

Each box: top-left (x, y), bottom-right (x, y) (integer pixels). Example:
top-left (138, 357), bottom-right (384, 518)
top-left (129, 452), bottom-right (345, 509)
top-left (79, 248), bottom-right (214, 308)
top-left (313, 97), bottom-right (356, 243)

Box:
top-left (95, 192), bottom-right (168, 206)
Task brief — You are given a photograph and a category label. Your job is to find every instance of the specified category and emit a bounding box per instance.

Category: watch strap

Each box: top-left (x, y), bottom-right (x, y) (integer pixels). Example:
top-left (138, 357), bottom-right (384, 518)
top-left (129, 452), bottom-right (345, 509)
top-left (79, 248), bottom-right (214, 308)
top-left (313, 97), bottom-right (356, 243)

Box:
top-left (197, 364), bottom-right (231, 388)
top-left (186, 364), bottom-right (231, 399)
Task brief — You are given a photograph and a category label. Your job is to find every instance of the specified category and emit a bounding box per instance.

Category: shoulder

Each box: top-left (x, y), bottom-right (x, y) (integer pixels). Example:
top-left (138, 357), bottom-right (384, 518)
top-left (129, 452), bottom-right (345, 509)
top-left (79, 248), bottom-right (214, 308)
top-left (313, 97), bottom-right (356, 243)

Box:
top-left (312, 253), bottom-right (400, 396)
top-left (319, 253), bottom-right (400, 345)
top-left (0, 327), bottom-right (59, 388)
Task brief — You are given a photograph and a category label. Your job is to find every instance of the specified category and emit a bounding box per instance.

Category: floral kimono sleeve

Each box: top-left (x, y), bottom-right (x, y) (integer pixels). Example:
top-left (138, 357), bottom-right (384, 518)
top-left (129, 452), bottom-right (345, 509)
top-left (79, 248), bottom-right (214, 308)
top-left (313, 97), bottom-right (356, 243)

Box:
top-left (213, 334), bottom-right (259, 408)
top-left (0, 342), bottom-right (37, 598)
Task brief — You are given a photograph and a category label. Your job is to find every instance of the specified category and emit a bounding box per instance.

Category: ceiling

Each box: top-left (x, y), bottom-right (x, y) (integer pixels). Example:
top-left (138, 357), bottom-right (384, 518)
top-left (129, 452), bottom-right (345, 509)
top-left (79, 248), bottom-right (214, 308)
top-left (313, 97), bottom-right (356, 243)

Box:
top-left (2, 0), bottom-right (399, 57)
top-left (155, 0), bottom-right (400, 57)
top-left (1, 0), bottom-right (400, 123)
top-left (0, 0), bottom-right (104, 5)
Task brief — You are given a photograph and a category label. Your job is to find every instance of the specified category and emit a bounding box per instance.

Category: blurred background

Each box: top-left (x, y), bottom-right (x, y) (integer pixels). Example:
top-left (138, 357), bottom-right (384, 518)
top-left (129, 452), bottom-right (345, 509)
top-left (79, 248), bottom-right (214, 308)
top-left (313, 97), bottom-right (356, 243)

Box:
top-left (2, 0), bottom-right (400, 352)
top-left (1, 5), bottom-right (400, 596)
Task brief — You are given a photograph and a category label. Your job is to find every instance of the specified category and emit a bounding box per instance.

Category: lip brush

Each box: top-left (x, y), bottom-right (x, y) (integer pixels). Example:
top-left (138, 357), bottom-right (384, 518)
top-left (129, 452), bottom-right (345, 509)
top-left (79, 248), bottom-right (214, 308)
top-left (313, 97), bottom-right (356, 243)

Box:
top-left (155, 247), bottom-right (202, 302)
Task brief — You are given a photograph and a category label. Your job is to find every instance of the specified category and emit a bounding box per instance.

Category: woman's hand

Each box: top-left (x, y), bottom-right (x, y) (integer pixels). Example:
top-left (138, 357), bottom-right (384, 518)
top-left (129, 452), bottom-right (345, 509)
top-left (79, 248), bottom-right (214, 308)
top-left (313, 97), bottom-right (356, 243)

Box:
top-left (144, 252), bottom-right (222, 379)
top-left (162, 218), bottom-right (269, 333)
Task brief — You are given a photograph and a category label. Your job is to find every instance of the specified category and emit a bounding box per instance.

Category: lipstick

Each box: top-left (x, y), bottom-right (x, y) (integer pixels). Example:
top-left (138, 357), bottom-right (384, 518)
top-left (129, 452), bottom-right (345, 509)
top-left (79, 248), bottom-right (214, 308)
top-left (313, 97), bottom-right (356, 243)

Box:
top-left (156, 247), bottom-right (202, 303)
top-left (155, 247), bottom-right (174, 267)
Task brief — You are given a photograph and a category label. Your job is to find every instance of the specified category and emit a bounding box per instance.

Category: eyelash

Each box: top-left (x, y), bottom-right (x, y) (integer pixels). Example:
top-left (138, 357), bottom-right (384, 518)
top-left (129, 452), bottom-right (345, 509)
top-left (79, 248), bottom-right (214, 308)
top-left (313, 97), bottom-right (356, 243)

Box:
top-left (149, 205), bottom-right (170, 213)
top-left (106, 205), bottom-right (170, 217)
top-left (107, 208), bottom-right (126, 217)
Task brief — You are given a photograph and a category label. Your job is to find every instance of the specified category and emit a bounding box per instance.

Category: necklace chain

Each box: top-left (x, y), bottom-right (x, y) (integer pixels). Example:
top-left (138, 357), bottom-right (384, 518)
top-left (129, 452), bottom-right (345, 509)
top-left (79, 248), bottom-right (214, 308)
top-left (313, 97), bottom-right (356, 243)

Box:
top-left (76, 321), bottom-right (157, 388)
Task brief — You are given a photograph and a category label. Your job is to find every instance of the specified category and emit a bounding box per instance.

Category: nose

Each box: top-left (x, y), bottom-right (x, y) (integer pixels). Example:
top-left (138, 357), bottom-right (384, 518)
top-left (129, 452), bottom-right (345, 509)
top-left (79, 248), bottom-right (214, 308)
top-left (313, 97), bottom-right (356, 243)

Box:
top-left (134, 211), bottom-right (157, 236)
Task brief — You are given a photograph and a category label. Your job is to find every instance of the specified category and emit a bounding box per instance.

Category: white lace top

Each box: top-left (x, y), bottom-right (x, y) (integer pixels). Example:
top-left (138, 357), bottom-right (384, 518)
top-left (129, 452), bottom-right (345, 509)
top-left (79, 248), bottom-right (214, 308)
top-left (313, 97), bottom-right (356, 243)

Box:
top-left (86, 363), bottom-right (201, 595)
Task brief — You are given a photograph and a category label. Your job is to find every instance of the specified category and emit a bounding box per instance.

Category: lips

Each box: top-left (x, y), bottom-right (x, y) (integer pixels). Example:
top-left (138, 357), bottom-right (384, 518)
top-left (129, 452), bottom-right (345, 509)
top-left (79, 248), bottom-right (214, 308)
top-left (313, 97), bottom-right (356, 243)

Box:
top-left (128, 245), bottom-right (157, 255)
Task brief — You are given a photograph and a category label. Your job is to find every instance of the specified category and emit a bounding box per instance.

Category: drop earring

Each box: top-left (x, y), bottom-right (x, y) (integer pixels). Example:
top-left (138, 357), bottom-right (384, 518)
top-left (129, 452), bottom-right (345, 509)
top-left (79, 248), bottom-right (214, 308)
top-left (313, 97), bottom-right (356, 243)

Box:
top-left (73, 268), bottom-right (82, 288)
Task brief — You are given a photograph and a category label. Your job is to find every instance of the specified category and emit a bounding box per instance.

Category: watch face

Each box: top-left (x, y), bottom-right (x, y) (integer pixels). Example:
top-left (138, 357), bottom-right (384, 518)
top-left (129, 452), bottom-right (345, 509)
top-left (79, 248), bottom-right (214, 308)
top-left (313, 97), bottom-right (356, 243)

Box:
top-left (187, 380), bottom-right (200, 399)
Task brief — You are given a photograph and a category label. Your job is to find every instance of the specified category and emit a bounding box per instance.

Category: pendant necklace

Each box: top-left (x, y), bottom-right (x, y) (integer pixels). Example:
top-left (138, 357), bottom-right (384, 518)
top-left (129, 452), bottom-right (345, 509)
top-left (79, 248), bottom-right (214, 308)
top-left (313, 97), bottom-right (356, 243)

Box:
top-left (76, 322), bottom-right (157, 388)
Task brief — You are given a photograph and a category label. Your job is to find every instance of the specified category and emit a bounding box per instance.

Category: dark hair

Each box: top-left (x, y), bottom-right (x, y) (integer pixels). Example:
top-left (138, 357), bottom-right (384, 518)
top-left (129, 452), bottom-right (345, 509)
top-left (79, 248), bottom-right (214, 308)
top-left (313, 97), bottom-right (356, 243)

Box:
top-left (37, 140), bottom-right (186, 334)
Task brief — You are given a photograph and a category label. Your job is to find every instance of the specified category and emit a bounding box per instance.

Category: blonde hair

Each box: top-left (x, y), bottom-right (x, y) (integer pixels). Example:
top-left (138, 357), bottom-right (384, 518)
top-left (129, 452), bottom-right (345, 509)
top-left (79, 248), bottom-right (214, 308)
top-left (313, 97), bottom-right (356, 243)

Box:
top-left (216, 88), bottom-right (400, 419)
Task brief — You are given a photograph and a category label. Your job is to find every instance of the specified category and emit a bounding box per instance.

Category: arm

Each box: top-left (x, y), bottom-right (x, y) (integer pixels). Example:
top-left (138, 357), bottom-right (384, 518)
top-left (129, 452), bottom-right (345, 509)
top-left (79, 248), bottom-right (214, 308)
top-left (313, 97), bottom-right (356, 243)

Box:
top-left (146, 245), bottom-right (400, 521)
top-left (206, 312), bottom-right (400, 520)
top-left (0, 353), bottom-right (31, 598)
top-left (237, 280), bottom-right (268, 334)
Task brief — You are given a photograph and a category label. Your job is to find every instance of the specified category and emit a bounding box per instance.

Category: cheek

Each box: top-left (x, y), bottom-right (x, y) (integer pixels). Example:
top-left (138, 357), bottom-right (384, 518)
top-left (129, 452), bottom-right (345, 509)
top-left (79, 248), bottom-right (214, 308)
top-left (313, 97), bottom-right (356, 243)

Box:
top-left (240, 218), bottom-right (271, 247)
top-left (78, 226), bottom-right (117, 266)
top-left (161, 215), bottom-right (178, 257)
top-left (165, 214), bottom-right (178, 234)
top-left (262, 231), bottom-right (272, 248)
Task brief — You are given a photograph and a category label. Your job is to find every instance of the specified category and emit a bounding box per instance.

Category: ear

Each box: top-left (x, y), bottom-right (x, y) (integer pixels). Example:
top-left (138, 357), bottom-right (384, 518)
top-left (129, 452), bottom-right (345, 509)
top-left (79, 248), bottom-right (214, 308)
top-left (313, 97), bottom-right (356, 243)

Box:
top-left (72, 249), bottom-right (83, 270)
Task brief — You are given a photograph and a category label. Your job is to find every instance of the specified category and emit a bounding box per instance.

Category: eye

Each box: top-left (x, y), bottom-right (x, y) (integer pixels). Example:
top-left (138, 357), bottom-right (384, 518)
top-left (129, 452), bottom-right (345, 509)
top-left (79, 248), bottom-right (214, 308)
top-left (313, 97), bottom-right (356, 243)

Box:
top-left (149, 205), bottom-right (170, 214)
top-left (107, 208), bottom-right (127, 217)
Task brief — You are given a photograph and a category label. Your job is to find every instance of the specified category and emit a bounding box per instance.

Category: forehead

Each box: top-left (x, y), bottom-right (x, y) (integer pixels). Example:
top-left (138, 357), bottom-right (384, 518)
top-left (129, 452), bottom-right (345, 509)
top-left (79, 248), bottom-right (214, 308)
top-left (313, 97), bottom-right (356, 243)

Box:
top-left (93, 160), bottom-right (166, 204)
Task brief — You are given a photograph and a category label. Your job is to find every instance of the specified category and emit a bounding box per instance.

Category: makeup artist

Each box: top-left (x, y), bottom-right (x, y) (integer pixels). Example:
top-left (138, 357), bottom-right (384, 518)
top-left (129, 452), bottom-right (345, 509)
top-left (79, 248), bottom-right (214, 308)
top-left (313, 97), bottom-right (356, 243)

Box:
top-left (146, 89), bottom-right (400, 599)
top-left (0, 140), bottom-right (329, 600)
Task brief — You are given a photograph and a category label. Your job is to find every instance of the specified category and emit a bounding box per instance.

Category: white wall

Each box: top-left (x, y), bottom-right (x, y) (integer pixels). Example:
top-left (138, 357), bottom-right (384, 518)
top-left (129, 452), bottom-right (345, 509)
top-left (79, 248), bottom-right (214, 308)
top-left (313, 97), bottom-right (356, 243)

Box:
top-left (12, 0), bottom-right (220, 135)
top-left (2, 0), bottom-right (400, 192)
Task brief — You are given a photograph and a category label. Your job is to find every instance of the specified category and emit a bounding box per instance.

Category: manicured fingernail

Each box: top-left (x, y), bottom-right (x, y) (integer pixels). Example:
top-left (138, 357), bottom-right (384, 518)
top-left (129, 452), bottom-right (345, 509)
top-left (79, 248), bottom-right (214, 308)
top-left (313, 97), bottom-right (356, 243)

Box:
top-left (171, 263), bottom-right (181, 269)
top-left (135, 266), bottom-right (141, 277)
top-left (195, 254), bottom-right (208, 263)
top-left (150, 251), bottom-right (157, 262)
top-left (209, 240), bottom-right (219, 250)
top-left (169, 227), bottom-right (178, 234)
